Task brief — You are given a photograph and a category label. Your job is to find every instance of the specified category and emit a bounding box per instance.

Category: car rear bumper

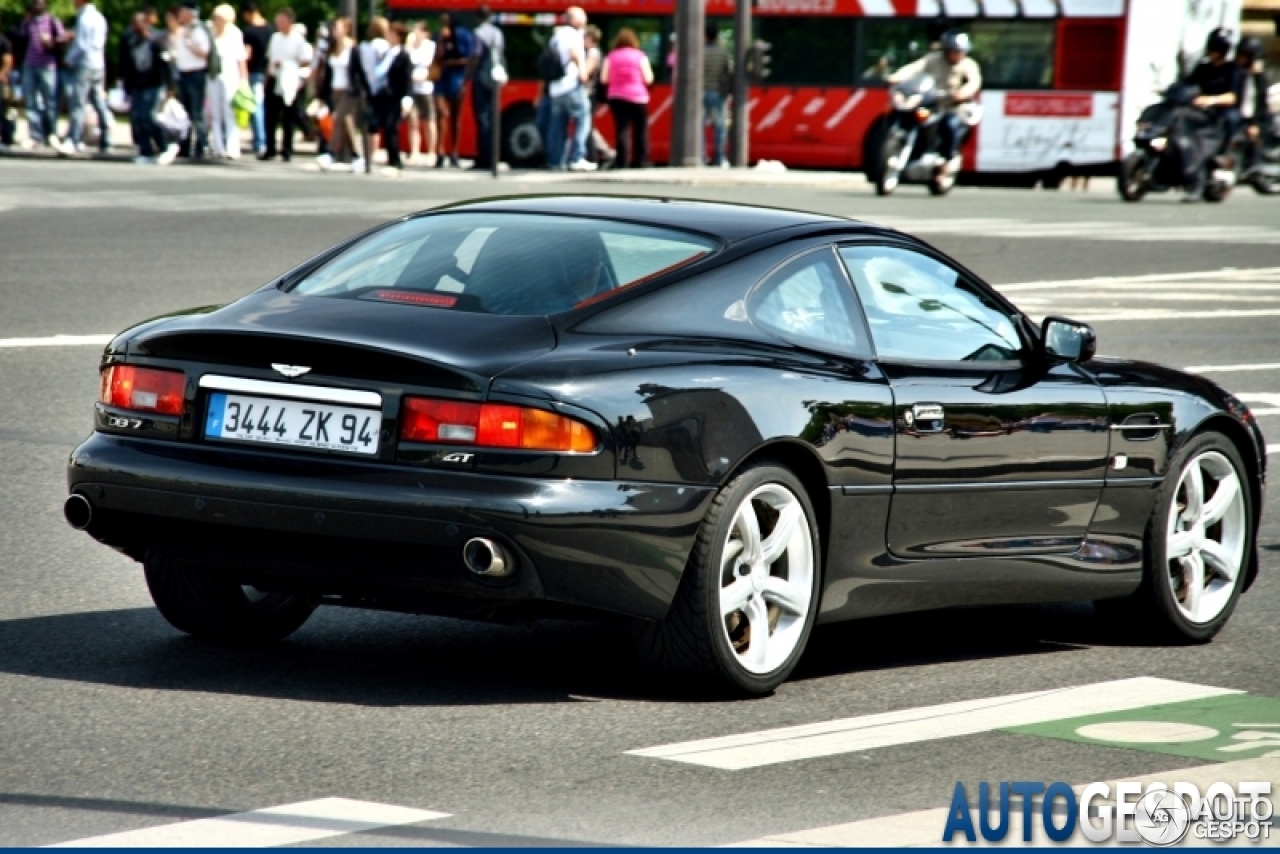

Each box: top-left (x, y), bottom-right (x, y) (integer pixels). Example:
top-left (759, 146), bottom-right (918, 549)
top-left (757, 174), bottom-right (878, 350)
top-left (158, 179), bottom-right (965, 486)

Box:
top-left (67, 432), bottom-right (715, 620)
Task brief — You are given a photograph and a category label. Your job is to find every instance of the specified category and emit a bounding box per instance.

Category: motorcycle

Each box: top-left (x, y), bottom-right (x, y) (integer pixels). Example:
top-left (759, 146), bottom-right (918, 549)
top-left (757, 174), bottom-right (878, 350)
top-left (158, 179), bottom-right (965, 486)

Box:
top-left (1118, 83), bottom-right (1241, 203)
top-left (875, 75), bottom-right (981, 197)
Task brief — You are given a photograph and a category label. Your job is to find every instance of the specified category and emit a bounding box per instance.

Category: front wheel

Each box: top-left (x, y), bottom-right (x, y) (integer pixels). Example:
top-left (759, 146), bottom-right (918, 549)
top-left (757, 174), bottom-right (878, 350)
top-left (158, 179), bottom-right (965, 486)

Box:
top-left (1118, 153), bottom-right (1148, 202)
top-left (144, 551), bottom-right (318, 642)
top-left (633, 462), bottom-right (821, 695)
top-left (876, 130), bottom-right (907, 196)
top-left (1096, 433), bottom-right (1253, 642)
top-left (1203, 180), bottom-right (1231, 203)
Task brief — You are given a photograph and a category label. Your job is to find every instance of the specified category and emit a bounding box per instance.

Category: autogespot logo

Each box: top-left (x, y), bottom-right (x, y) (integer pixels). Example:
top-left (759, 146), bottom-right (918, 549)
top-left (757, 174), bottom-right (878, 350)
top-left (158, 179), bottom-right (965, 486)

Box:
top-left (942, 781), bottom-right (1274, 845)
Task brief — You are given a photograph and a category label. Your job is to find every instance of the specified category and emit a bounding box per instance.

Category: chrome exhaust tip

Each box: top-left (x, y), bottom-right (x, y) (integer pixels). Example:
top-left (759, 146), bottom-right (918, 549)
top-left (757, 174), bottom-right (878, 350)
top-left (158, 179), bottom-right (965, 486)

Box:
top-left (462, 537), bottom-right (514, 578)
top-left (64, 493), bottom-right (93, 530)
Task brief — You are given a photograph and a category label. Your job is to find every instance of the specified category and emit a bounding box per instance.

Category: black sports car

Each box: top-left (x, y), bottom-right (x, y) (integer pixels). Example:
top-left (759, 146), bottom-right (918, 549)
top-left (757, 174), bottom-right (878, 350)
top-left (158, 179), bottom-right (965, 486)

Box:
top-left (66, 196), bottom-right (1267, 694)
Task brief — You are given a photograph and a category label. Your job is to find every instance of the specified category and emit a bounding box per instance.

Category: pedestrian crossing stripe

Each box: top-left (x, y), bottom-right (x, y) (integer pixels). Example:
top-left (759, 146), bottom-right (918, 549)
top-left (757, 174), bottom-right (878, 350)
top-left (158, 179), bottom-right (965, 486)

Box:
top-left (1005, 693), bottom-right (1280, 764)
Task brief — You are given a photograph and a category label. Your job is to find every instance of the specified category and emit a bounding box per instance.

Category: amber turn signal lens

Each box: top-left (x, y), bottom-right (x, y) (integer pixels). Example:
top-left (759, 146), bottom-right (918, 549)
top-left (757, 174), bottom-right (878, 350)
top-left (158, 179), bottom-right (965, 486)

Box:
top-left (100, 365), bottom-right (186, 415)
top-left (401, 397), bottom-right (597, 453)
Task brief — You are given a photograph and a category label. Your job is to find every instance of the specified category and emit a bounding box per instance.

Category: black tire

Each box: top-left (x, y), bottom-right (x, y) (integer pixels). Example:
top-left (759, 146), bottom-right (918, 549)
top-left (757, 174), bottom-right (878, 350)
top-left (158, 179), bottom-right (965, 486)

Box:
top-left (501, 103), bottom-right (543, 168)
top-left (927, 171), bottom-right (955, 196)
top-left (632, 462), bottom-right (822, 695)
top-left (1094, 432), bottom-right (1253, 643)
top-left (876, 131), bottom-right (906, 197)
top-left (1118, 153), bottom-right (1148, 202)
top-left (1203, 180), bottom-right (1231, 203)
top-left (1250, 173), bottom-right (1280, 195)
top-left (861, 115), bottom-right (888, 184)
top-left (144, 551), bottom-right (318, 642)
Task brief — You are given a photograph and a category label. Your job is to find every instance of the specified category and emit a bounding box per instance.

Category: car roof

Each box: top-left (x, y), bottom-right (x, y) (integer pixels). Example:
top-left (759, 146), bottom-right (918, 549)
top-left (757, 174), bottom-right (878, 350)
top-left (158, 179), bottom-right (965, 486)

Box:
top-left (429, 195), bottom-right (864, 244)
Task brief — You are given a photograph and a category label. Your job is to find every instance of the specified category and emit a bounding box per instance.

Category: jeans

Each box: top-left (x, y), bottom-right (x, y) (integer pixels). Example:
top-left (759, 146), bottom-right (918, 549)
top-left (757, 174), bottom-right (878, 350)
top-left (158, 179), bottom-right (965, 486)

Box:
top-left (938, 111), bottom-right (968, 160)
top-left (68, 65), bottom-right (110, 150)
top-left (129, 85), bottom-right (166, 156)
top-left (608, 98), bottom-right (648, 168)
top-left (702, 91), bottom-right (726, 164)
top-left (21, 65), bottom-right (57, 143)
top-left (471, 82), bottom-right (496, 168)
top-left (248, 71), bottom-right (266, 152)
top-left (176, 70), bottom-right (208, 157)
top-left (546, 86), bottom-right (589, 168)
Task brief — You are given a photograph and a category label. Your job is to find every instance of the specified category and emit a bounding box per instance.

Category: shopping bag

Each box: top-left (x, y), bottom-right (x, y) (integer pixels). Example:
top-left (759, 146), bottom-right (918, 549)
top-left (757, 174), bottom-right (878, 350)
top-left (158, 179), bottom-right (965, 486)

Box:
top-left (155, 96), bottom-right (191, 140)
top-left (231, 80), bottom-right (256, 115)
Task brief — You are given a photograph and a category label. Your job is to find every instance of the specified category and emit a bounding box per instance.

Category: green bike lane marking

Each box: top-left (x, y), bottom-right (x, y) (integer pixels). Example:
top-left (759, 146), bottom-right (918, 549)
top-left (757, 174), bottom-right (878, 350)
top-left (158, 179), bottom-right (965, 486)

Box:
top-left (1005, 693), bottom-right (1280, 763)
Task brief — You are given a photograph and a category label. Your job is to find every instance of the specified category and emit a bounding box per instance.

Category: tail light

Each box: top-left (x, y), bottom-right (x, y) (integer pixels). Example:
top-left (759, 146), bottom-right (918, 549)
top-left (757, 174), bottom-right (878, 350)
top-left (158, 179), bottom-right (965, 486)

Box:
top-left (401, 397), bottom-right (597, 453)
top-left (100, 365), bottom-right (186, 415)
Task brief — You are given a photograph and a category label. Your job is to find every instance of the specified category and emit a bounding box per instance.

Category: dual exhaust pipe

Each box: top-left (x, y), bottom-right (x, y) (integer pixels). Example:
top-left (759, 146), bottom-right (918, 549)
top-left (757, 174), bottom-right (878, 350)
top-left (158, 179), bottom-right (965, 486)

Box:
top-left (66, 493), bottom-right (516, 579)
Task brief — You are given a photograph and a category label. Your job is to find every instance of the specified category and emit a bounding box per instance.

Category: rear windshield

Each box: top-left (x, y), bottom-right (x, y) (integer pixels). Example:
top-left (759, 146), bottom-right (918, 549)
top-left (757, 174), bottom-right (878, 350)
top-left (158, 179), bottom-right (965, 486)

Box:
top-left (287, 212), bottom-right (717, 316)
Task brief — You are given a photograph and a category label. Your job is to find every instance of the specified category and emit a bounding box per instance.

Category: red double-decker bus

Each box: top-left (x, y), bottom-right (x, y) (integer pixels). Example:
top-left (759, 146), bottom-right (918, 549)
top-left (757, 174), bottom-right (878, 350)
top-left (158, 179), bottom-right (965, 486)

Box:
top-left (386, 0), bottom-right (1241, 179)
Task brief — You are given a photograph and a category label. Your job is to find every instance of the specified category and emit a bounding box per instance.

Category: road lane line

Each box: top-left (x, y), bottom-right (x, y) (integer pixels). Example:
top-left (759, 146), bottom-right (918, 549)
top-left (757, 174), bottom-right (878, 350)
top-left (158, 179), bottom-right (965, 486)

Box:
top-left (626, 678), bottom-right (1239, 770)
top-left (723, 756), bottom-right (1280, 847)
top-left (1185, 363), bottom-right (1280, 373)
top-left (45, 797), bottom-right (450, 848)
top-left (0, 334), bottom-right (113, 349)
top-left (997, 267), bottom-right (1280, 292)
top-left (1268, 444), bottom-right (1279, 455)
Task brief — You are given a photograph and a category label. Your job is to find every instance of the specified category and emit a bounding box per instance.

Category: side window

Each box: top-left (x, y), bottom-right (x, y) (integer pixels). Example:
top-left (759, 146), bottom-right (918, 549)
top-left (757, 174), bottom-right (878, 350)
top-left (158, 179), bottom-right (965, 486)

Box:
top-left (838, 246), bottom-right (1024, 363)
top-left (747, 249), bottom-right (871, 358)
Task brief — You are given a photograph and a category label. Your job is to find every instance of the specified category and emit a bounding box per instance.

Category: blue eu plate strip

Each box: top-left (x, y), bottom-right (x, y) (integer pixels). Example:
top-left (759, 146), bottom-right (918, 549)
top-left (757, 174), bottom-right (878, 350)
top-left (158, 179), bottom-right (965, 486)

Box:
top-left (205, 393), bottom-right (227, 437)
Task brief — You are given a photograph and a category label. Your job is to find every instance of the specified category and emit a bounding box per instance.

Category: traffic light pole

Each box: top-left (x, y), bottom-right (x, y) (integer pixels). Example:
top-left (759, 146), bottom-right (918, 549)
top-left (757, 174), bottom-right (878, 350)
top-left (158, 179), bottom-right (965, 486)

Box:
top-left (730, 0), bottom-right (750, 168)
top-left (669, 0), bottom-right (704, 167)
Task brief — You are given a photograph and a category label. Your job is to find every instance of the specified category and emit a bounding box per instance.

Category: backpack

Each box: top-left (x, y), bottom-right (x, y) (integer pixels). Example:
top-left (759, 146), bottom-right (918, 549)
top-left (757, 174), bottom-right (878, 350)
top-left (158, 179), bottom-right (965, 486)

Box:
top-left (536, 37), bottom-right (565, 83)
top-left (475, 32), bottom-right (504, 88)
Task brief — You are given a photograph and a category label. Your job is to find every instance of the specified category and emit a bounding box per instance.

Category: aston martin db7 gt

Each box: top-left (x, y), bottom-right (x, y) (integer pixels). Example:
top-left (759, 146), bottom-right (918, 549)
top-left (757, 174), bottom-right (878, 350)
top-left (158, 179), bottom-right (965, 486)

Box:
top-left (66, 197), bottom-right (1267, 693)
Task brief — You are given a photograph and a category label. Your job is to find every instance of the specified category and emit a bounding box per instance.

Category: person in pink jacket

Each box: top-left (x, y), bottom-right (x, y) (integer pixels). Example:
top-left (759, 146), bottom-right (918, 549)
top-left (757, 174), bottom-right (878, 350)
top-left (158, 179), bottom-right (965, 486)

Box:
top-left (599, 27), bottom-right (653, 169)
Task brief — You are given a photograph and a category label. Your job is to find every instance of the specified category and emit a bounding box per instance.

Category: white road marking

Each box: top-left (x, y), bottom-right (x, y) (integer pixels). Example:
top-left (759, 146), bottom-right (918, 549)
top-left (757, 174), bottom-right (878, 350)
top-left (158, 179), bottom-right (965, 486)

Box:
top-left (1186, 363), bottom-right (1280, 373)
top-left (724, 756), bottom-right (1280, 847)
top-left (46, 797), bottom-right (449, 848)
top-left (0, 334), bottom-right (113, 349)
top-left (1030, 307), bottom-right (1280, 322)
top-left (627, 677), bottom-right (1238, 770)
top-left (1269, 444), bottom-right (1279, 455)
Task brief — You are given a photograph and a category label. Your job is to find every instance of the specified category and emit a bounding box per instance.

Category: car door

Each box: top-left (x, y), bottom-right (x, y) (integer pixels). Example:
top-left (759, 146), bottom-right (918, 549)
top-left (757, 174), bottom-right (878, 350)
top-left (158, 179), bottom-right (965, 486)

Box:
top-left (837, 243), bottom-right (1110, 559)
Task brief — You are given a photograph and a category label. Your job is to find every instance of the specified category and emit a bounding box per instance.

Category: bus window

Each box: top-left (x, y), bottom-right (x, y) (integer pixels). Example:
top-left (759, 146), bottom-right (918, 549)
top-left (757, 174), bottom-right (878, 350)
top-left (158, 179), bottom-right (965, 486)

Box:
top-left (755, 17), bottom-right (857, 87)
top-left (503, 24), bottom-right (556, 81)
top-left (970, 20), bottom-right (1055, 89)
top-left (860, 20), bottom-right (931, 85)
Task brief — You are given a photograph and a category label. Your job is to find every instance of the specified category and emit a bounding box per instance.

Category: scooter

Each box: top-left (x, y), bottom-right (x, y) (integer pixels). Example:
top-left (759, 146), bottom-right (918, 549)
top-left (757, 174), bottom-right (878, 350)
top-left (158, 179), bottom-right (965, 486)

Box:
top-left (1242, 111), bottom-right (1280, 195)
top-left (1118, 83), bottom-right (1240, 203)
top-left (874, 75), bottom-right (980, 197)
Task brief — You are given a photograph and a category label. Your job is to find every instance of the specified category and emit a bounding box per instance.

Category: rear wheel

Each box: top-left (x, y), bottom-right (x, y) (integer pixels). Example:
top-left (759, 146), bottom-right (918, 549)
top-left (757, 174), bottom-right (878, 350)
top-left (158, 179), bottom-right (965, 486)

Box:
top-left (144, 551), bottom-right (318, 642)
top-left (1203, 180), bottom-right (1231, 203)
top-left (1118, 153), bottom-right (1148, 202)
top-left (928, 163), bottom-right (957, 196)
top-left (1095, 433), bottom-right (1252, 642)
top-left (633, 462), bottom-right (821, 695)
top-left (501, 103), bottom-right (543, 168)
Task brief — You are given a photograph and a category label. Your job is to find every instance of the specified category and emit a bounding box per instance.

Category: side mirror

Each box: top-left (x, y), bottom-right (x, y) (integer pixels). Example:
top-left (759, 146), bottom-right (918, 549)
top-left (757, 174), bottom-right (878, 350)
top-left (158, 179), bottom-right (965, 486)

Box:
top-left (1041, 316), bottom-right (1096, 363)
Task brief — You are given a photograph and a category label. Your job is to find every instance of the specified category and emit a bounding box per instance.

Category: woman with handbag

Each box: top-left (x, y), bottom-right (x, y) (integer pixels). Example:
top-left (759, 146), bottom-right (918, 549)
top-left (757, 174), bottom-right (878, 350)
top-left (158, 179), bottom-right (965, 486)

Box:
top-left (208, 4), bottom-right (247, 159)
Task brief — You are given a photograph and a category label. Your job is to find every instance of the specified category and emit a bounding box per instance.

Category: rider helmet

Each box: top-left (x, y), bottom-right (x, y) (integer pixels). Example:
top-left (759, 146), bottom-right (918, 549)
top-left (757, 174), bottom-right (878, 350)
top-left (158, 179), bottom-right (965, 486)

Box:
top-left (1236, 36), bottom-right (1263, 60)
top-left (1205, 28), bottom-right (1234, 57)
top-left (940, 30), bottom-right (971, 54)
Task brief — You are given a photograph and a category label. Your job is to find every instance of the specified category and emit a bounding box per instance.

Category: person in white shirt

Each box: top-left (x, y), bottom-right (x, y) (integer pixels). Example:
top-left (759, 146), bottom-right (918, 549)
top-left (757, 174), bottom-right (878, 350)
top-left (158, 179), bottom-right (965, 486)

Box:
top-left (259, 6), bottom-right (312, 161)
top-left (174, 1), bottom-right (212, 159)
top-left (319, 16), bottom-right (362, 169)
top-left (406, 22), bottom-right (436, 165)
top-left (545, 6), bottom-right (593, 171)
top-left (62, 0), bottom-right (110, 154)
top-left (352, 16), bottom-right (390, 169)
top-left (207, 4), bottom-right (246, 159)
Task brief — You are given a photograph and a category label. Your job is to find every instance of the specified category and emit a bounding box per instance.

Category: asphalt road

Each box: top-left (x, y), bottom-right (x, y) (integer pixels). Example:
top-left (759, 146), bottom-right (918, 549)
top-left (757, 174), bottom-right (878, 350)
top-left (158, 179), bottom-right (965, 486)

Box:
top-left (1, 158), bottom-right (1277, 846)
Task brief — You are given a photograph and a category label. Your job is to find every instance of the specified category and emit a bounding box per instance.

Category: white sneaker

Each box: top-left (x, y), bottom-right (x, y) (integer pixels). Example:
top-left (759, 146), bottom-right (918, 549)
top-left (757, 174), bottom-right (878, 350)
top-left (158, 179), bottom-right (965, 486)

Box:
top-left (316, 153), bottom-right (333, 170)
top-left (157, 143), bottom-right (179, 166)
top-left (718, 159), bottom-right (730, 169)
top-left (51, 136), bottom-right (75, 155)
top-left (568, 159), bottom-right (598, 172)
top-left (18, 138), bottom-right (35, 150)
top-left (350, 157), bottom-right (366, 173)
top-left (133, 155), bottom-right (157, 165)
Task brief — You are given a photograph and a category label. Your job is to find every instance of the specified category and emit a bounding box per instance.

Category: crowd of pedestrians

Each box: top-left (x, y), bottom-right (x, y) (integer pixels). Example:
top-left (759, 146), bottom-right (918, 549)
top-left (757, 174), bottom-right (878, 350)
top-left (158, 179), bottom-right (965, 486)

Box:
top-left (0, 0), bottom-right (740, 172)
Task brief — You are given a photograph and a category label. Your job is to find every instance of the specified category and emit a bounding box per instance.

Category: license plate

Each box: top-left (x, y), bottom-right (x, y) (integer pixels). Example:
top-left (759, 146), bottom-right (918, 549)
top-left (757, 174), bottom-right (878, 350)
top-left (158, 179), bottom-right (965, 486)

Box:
top-left (205, 393), bottom-right (380, 456)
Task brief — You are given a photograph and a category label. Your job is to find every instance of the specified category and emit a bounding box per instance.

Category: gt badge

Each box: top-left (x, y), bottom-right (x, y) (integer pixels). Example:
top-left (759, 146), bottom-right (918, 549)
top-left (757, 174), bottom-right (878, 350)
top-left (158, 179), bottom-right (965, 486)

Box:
top-left (442, 452), bottom-right (474, 463)
top-left (271, 364), bottom-right (312, 378)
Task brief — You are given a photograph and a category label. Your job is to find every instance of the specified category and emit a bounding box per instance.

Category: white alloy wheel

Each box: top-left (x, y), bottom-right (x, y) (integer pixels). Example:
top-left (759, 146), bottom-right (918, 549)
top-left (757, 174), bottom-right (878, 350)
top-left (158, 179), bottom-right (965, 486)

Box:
top-left (1165, 450), bottom-right (1247, 625)
top-left (718, 483), bottom-right (815, 675)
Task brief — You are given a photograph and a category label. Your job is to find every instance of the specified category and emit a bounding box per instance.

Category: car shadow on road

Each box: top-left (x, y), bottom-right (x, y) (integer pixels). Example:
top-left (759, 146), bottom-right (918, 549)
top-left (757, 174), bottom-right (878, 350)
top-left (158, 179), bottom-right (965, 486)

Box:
top-left (0, 597), bottom-right (1144, 705)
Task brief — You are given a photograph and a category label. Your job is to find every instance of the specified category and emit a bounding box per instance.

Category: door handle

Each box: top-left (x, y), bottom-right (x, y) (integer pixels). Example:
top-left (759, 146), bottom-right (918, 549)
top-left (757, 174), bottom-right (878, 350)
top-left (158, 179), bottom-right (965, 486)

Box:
top-left (906, 403), bottom-right (945, 433)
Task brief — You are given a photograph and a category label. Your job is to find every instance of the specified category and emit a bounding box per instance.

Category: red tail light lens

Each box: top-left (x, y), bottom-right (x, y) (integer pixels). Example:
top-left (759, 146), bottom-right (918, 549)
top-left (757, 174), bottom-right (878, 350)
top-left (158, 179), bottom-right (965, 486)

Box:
top-left (401, 397), bottom-right (597, 453)
top-left (100, 365), bottom-right (186, 415)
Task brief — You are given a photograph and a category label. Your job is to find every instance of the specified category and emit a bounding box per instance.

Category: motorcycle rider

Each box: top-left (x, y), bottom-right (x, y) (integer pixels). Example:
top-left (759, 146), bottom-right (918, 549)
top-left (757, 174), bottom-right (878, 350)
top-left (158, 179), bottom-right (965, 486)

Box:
top-left (1186, 28), bottom-right (1244, 144)
top-left (888, 29), bottom-right (982, 178)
